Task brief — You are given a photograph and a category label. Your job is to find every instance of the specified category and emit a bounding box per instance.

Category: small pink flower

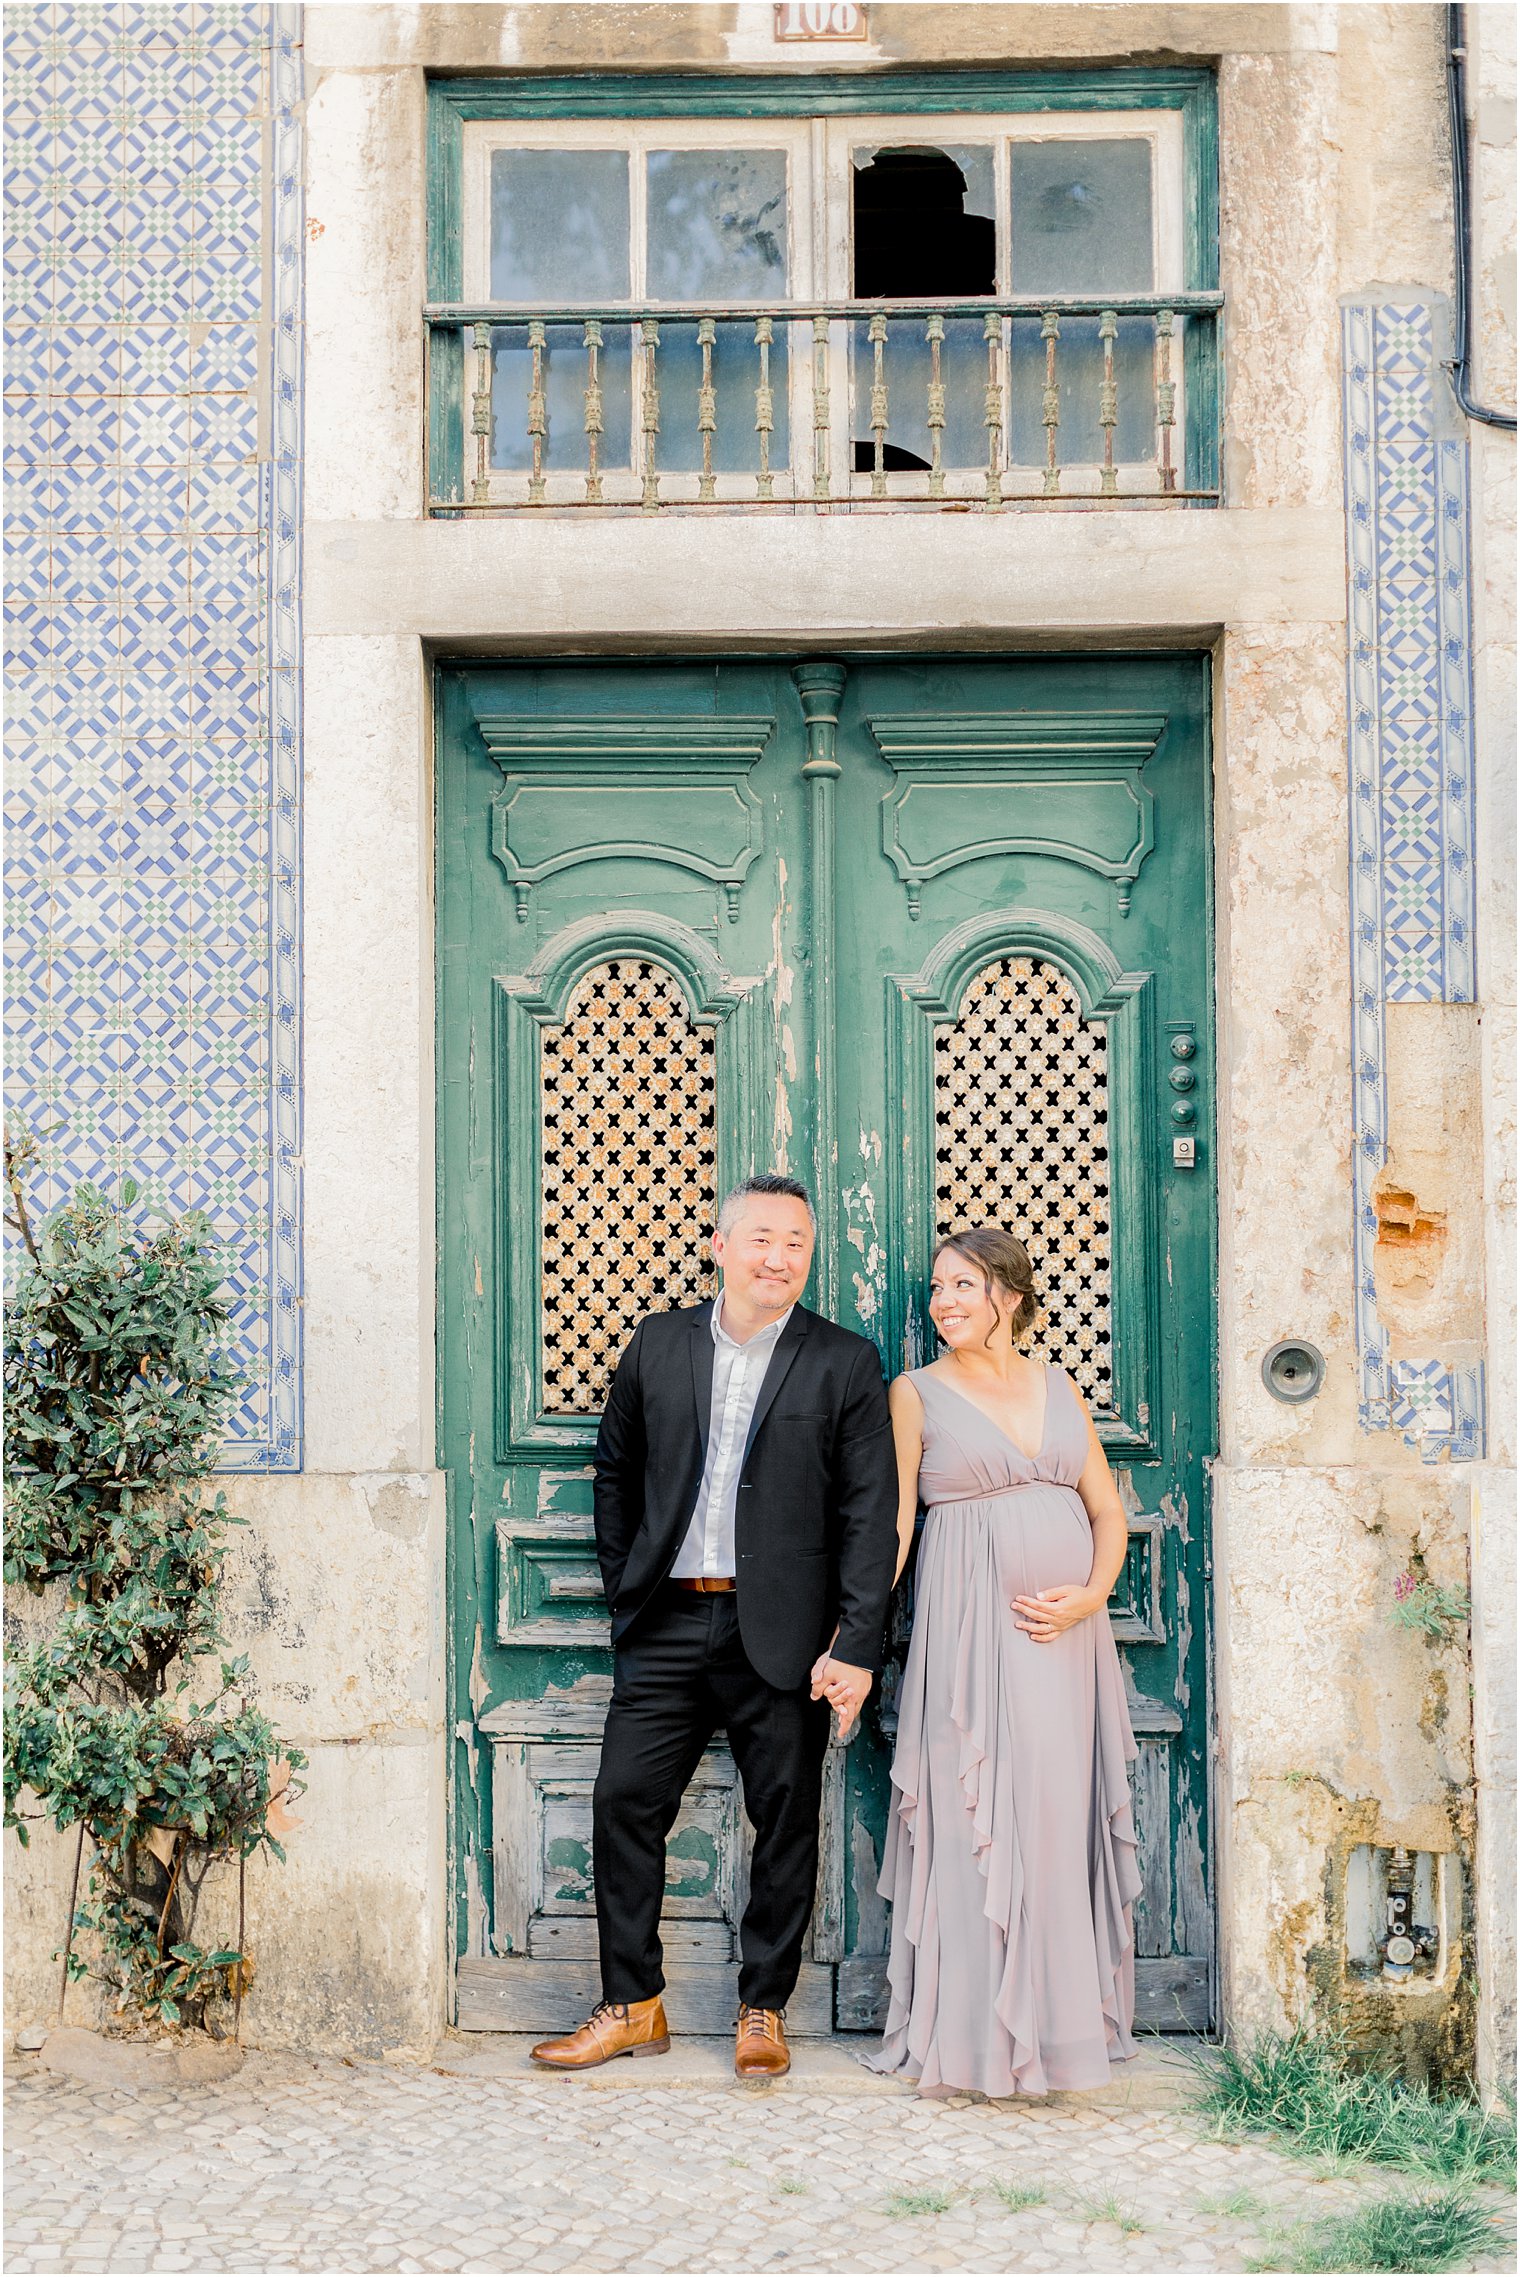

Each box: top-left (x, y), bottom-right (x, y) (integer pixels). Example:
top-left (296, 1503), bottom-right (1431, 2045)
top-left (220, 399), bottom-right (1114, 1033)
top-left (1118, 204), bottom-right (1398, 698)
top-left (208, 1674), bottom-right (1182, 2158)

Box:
top-left (1394, 1571), bottom-right (1417, 1602)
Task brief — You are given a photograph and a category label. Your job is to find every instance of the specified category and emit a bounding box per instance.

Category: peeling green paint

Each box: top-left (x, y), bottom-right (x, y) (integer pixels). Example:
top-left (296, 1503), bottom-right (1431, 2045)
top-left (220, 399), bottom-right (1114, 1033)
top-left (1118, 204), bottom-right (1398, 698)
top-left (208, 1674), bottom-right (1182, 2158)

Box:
top-left (439, 654), bottom-right (1217, 2024)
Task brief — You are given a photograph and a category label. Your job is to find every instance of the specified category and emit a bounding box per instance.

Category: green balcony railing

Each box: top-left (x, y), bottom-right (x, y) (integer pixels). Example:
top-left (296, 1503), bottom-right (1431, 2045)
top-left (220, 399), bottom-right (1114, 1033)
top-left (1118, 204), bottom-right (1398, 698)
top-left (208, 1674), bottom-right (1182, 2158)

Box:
top-left (424, 294), bottom-right (1222, 513)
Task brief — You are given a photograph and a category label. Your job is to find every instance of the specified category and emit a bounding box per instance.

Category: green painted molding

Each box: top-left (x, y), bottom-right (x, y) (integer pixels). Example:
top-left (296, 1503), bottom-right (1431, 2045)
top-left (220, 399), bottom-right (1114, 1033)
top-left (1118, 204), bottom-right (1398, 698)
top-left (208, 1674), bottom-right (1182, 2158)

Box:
top-left (479, 714), bottom-right (775, 924)
top-left (793, 662), bottom-right (847, 1317)
top-left (890, 900), bottom-right (1148, 1024)
top-left (868, 710), bottom-right (1166, 915)
top-left (427, 65), bottom-right (1217, 122)
top-left (503, 905), bottom-right (755, 1026)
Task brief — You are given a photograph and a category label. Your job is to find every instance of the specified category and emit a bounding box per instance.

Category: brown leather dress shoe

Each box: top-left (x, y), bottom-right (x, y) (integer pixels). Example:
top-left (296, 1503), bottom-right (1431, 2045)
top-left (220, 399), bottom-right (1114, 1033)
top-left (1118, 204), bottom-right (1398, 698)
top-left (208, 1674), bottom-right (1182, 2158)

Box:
top-left (530, 1996), bottom-right (670, 2069)
top-left (734, 2004), bottom-right (790, 2078)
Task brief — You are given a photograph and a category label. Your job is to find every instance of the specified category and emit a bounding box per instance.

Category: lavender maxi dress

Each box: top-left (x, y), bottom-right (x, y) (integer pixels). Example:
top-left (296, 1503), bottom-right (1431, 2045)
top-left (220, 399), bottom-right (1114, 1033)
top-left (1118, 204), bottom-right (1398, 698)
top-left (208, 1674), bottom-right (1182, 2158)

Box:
top-left (867, 1364), bottom-right (1141, 2096)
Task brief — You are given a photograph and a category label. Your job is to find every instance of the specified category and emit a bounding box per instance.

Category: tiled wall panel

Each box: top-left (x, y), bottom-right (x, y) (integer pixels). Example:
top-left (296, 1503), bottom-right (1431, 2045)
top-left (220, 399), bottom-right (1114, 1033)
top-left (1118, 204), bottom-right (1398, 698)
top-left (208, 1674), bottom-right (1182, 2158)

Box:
top-left (1343, 300), bottom-right (1484, 1461)
top-left (3, 2), bottom-right (304, 1468)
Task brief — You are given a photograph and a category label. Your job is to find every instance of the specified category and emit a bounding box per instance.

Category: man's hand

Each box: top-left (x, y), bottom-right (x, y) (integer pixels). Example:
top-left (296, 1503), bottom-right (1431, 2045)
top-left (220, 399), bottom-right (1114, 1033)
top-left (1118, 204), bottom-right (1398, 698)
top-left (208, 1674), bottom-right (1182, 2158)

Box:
top-left (809, 1655), bottom-right (872, 1740)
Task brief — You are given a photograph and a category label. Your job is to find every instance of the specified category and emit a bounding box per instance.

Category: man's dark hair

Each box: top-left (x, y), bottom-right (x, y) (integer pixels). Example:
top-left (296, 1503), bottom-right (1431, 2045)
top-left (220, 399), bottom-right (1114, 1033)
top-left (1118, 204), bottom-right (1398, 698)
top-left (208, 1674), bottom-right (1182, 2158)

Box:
top-left (717, 1174), bottom-right (816, 1236)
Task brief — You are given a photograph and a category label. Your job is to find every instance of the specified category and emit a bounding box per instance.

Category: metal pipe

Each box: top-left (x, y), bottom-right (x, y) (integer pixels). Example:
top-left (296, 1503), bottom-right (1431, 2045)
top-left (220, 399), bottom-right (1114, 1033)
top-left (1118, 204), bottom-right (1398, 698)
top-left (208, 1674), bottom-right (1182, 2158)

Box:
top-left (1446, 2), bottom-right (1517, 430)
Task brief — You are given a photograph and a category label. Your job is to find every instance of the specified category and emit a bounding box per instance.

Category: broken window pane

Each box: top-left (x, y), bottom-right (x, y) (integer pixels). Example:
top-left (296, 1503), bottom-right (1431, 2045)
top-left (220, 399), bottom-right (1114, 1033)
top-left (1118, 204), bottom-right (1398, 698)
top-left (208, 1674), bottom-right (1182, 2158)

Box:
top-left (1009, 140), bottom-right (1156, 465)
top-left (851, 144), bottom-right (995, 297)
top-left (647, 150), bottom-right (790, 476)
top-left (850, 145), bottom-right (994, 472)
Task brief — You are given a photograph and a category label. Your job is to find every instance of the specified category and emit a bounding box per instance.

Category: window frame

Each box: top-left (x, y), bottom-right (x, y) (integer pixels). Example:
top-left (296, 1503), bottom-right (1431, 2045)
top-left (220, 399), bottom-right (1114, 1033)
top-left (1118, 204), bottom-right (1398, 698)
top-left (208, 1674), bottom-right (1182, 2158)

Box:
top-left (822, 109), bottom-right (1188, 498)
top-left (427, 68), bottom-right (1220, 509)
top-left (462, 119), bottom-right (817, 505)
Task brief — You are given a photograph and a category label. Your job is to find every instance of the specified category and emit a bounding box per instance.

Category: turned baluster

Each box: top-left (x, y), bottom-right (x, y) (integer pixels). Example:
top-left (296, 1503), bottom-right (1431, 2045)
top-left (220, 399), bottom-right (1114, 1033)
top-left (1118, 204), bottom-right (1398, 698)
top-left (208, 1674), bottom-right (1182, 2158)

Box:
top-left (869, 310), bottom-right (889, 497)
top-left (1041, 309), bottom-right (1061, 497)
top-left (812, 314), bottom-right (830, 503)
top-left (1155, 309), bottom-right (1177, 495)
top-left (697, 315), bottom-right (718, 501)
top-left (754, 315), bottom-right (775, 501)
top-left (640, 317), bottom-right (661, 512)
top-left (526, 318), bottom-right (547, 505)
top-left (926, 312), bottom-right (946, 499)
top-left (1099, 309), bottom-right (1119, 495)
top-left (469, 322), bottom-right (492, 504)
top-left (983, 311), bottom-right (1004, 509)
top-left (582, 318), bottom-right (604, 504)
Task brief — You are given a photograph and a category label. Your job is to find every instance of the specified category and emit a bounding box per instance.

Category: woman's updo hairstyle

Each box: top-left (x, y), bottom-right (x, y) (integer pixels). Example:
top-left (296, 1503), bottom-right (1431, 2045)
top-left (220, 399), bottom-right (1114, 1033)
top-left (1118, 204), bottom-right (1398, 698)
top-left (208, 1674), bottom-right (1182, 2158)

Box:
top-left (931, 1225), bottom-right (1044, 1349)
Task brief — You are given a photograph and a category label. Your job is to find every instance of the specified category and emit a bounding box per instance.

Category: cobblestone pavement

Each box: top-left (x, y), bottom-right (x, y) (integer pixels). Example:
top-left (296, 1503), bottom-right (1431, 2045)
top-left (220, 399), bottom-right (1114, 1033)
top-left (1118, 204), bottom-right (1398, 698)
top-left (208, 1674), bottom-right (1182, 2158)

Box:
top-left (4, 2041), bottom-right (1514, 2275)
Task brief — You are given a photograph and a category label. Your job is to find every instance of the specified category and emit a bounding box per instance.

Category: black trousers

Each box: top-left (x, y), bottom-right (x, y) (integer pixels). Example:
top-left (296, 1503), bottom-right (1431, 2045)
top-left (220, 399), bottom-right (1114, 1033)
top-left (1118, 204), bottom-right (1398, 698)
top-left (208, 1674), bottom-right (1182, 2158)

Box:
top-left (593, 1589), bottom-right (831, 2011)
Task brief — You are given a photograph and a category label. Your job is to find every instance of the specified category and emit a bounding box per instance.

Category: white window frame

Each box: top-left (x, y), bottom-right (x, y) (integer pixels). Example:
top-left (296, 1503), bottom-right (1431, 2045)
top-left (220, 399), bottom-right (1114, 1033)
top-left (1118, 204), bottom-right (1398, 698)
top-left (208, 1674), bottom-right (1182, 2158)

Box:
top-left (821, 110), bottom-right (1188, 502)
top-left (463, 119), bottom-right (816, 506)
top-left (460, 109), bottom-right (1186, 506)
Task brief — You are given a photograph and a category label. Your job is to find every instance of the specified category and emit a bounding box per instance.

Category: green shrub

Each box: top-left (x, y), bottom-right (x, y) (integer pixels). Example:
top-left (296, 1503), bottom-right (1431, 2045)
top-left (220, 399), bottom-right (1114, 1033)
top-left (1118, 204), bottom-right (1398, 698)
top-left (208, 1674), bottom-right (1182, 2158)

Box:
top-left (1191, 2027), bottom-right (1515, 2187)
top-left (4, 1128), bottom-right (304, 2033)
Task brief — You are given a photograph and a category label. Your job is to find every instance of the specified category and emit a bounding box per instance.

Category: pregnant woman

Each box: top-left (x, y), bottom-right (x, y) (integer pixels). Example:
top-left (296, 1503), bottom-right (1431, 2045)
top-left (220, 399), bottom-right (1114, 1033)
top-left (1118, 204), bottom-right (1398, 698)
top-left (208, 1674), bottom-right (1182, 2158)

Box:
top-left (839, 1224), bottom-right (1141, 2097)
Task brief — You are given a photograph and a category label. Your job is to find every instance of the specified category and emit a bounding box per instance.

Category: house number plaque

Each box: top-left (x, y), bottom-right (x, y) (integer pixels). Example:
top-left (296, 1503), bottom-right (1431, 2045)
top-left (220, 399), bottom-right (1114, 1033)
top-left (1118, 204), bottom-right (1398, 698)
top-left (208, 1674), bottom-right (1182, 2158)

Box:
top-left (775, 2), bottom-right (868, 39)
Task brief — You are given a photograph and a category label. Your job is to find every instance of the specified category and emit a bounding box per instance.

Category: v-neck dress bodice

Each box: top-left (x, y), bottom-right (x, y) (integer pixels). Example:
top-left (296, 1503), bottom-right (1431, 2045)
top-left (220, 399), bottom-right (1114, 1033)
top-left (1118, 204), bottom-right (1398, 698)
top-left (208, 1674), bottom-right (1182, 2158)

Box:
top-left (913, 1363), bottom-right (1080, 1504)
top-left (866, 1363), bottom-right (1140, 2098)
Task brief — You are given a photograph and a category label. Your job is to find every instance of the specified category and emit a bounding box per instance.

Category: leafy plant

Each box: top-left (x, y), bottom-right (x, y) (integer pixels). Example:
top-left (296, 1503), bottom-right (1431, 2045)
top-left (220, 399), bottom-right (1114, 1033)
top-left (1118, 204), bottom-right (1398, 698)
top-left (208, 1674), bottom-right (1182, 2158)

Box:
top-left (3, 1125), bottom-right (304, 2035)
top-left (1268, 2189), bottom-right (1510, 2275)
top-left (1390, 1571), bottom-right (1471, 1647)
top-left (1190, 2026), bottom-right (1516, 2186)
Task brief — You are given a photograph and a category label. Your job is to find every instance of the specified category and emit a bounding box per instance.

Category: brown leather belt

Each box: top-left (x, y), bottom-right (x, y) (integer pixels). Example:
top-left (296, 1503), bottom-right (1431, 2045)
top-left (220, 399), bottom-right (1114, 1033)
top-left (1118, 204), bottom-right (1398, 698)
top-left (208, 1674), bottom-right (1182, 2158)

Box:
top-left (671, 1576), bottom-right (737, 1593)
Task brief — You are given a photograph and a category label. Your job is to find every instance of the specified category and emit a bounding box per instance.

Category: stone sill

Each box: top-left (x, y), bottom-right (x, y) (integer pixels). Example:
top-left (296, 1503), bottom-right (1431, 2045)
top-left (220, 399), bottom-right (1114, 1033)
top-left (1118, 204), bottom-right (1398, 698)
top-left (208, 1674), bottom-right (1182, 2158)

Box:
top-left (306, 503), bottom-right (1346, 645)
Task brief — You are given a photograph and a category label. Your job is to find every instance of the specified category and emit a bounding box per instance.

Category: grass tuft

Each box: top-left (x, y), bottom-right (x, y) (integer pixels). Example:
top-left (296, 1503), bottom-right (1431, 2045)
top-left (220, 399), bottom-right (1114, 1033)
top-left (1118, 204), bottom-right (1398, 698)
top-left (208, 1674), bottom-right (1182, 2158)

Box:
top-left (1190, 2026), bottom-right (1517, 2185)
top-left (1195, 2189), bottom-right (1269, 2220)
top-left (1283, 2188), bottom-right (1509, 2274)
top-left (1077, 2191), bottom-right (1146, 2234)
top-left (774, 2177), bottom-right (808, 2196)
top-left (987, 2178), bottom-right (1048, 2211)
top-left (885, 2187), bottom-right (956, 2217)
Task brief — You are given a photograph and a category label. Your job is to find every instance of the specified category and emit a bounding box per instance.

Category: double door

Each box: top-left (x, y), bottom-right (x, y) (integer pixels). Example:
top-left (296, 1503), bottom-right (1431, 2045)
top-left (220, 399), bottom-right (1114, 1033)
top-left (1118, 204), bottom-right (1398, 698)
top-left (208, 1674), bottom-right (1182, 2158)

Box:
top-left (437, 654), bottom-right (1215, 2033)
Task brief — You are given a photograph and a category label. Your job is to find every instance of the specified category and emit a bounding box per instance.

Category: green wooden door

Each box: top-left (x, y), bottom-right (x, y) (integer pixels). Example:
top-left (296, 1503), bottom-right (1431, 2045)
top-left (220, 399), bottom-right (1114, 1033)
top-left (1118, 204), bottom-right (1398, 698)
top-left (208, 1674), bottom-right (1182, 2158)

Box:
top-left (437, 653), bottom-right (1215, 2034)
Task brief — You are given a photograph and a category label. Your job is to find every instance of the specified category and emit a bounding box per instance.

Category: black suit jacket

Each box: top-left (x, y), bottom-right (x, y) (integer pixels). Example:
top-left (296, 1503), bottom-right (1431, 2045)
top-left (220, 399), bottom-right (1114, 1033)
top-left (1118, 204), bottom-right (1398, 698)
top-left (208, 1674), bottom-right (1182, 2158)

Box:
top-left (592, 1301), bottom-right (899, 1691)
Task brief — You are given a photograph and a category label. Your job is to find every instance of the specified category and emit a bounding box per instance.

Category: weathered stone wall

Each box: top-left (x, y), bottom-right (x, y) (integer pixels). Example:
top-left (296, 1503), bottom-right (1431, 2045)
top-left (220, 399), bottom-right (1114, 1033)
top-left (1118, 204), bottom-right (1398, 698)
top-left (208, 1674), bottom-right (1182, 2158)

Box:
top-left (7, 1), bottom-right (1511, 2080)
top-left (1466, 0), bottom-right (1518, 2098)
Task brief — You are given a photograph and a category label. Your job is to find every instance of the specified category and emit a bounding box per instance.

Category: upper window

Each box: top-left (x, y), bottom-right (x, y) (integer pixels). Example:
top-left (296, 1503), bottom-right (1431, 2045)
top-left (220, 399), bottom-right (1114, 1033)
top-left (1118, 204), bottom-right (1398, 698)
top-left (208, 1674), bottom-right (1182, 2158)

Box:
top-left (429, 76), bottom-right (1219, 511)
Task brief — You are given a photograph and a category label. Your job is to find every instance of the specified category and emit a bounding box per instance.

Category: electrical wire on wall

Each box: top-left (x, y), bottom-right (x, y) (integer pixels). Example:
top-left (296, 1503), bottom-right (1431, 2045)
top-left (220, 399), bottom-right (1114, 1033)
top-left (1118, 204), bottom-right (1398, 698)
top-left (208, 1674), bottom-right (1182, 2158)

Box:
top-left (1446, 1), bottom-right (1517, 431)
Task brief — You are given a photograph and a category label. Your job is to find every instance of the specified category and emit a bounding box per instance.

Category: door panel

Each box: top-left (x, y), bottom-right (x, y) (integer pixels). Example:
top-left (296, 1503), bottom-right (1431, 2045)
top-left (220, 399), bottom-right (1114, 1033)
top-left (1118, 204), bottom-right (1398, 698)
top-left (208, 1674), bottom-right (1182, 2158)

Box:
top-left (439, 663), bottom-right (840, 2030)
top-left (438, 654), bottom-right (1215, 2033)
top-left (829, 657), bottom-right (1214, 2032)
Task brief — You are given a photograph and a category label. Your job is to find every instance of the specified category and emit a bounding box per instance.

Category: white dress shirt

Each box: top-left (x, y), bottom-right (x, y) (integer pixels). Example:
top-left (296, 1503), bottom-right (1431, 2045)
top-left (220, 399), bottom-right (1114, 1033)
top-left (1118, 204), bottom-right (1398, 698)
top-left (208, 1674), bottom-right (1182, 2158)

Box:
top-left (669, 1293), bottom-right (794, 1579)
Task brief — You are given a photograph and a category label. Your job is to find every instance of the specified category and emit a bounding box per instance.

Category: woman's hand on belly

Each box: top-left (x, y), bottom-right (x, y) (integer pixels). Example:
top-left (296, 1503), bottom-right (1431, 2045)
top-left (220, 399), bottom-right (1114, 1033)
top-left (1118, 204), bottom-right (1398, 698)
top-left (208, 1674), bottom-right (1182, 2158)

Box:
top-left (1012, 1582), bottom-right (1107, 1642)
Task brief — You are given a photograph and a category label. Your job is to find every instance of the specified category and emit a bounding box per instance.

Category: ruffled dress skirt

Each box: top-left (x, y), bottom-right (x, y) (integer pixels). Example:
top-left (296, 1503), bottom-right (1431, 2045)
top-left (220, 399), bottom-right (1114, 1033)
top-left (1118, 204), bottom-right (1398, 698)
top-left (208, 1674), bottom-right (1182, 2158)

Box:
top-left (866, 1369), bottom-right (1141, 2097)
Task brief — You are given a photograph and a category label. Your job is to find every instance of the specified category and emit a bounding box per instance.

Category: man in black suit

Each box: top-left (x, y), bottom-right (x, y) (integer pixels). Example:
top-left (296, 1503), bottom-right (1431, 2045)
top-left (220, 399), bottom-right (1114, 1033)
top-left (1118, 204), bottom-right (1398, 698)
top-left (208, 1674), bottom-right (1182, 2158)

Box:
top-left (531, 1174), bottom-right (898, 2078)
